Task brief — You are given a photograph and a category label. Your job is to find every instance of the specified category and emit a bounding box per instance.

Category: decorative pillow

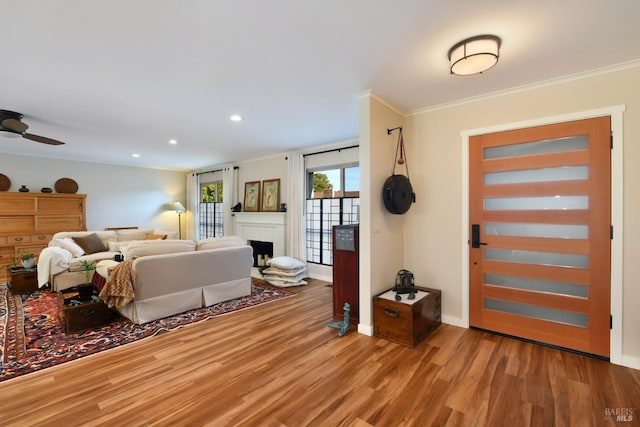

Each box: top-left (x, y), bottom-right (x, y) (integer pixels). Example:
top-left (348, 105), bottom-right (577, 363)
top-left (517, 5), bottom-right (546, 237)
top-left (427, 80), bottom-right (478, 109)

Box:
top-left (154, 227), bottom-right (179, 240)
top-left (51, 237), bottom-right (85, 257)
top-left (144, 234), bottom-right (167, 240)
top-left (107, 241), bottom-right (127, 252)
top-left (122, 239), bottom-right (196, 260)
top-left (267, 256), bottom-right (306, 270)
top-left (72, 233), bottom-right (107, 254)
top-left (196, 236), bottom-right (245, 251)
top-left (116, 229), bottom-right (150, 242)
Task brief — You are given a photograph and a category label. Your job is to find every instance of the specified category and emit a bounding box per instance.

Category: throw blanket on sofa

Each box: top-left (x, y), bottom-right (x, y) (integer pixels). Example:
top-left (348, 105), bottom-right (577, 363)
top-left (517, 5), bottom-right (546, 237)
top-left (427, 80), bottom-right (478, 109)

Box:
top-left (37, 246), bottom-right (73, 288)
top-left (99, 260), bottom-right (135, 308)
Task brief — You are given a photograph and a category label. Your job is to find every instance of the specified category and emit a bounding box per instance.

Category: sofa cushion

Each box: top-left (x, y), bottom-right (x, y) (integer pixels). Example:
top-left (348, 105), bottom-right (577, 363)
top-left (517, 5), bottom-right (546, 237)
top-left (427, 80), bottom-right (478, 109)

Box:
top-left (73, 233), bottom-right (108, 254)
top-left (122, 239), bottom-right (196, 260)
top-left (154, 227), bottom-right (179, 240)
top-left (144, 233), bottom-right (167, 240)
top-left (51, 237), bottom-right (85, 257)
top-left (107, 241), bottom-right (127, 252)
top-left (52, 231), bottom-right (117, 247)
top-left (68, 252), bottom-right (121, 271)
top-left (196, 236), bottom-right (246, 251)
top-left (116, 228), bottom-right (154, 242)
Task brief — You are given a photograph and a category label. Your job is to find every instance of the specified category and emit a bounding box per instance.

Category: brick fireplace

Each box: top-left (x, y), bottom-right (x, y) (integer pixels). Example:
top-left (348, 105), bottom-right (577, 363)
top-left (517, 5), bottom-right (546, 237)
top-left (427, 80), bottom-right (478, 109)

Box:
top-left (232, 212), bottom-right (286, 263)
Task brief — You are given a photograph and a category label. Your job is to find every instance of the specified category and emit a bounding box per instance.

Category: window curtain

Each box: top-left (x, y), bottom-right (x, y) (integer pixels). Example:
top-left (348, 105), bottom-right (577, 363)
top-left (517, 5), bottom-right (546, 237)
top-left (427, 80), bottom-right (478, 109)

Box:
top-left (186, 173), bottom-right (200, 240)
top-left (286, 153), bottom-right (306, 260)
top-left (222, 167), bottom-right (234, 236)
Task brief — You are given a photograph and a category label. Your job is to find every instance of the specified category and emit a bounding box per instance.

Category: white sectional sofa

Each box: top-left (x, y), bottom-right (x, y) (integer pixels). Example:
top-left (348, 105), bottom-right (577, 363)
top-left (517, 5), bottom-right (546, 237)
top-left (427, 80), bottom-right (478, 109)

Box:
top-left (40, 228), bottom-right (179, 291)
top-left (37, 230), bottom-right (253, 324)
top-left (117, 244), bottom-right (252, 323)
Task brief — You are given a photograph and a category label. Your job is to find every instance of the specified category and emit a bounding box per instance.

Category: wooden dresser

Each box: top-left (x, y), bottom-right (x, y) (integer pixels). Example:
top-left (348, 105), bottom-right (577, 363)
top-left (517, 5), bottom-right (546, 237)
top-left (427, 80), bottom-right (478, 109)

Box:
top-left (0, 192), bottom-right (86, 284)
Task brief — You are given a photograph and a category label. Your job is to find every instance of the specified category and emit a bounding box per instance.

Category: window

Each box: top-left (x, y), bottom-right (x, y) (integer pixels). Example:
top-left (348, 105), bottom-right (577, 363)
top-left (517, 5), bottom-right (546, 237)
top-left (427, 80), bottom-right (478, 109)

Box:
top-left (200, 181), bottom-right (224, 238)
top-left (306, 165), bottom-right (359, 265)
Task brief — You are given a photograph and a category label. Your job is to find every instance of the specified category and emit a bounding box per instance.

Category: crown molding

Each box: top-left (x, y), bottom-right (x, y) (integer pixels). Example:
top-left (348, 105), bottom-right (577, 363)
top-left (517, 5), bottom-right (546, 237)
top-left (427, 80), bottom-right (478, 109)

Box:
top-left (409, 59), bottom-right (640, 116)
top-left (355, 89), bottom-right (406, 116)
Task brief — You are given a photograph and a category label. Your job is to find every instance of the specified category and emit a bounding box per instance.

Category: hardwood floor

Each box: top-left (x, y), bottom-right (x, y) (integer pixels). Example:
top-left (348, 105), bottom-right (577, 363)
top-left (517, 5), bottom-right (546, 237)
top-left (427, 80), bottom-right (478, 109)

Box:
top-left (1, 279), bottom-right (639, 426)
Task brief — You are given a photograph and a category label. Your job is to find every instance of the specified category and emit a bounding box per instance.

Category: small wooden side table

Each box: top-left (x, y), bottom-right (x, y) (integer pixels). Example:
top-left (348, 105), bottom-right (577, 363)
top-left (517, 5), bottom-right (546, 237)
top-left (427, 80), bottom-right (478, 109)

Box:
top-left (373, 286), bottom-right (441, 347)
top-left (9, 267), bottom-right (39, 294)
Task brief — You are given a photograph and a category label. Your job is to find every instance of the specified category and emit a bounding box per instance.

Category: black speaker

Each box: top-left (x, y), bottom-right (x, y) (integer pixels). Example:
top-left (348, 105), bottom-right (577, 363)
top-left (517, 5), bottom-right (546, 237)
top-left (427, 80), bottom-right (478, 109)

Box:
top-left (382, 175), bottom-right (415, 214)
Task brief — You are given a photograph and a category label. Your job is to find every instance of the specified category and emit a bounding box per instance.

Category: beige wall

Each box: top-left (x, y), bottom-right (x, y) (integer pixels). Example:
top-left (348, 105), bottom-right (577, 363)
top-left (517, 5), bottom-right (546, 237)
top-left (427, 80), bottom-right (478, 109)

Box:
top-left (237, 155), bottom-right (288, 208)
top-left (358, 94), bottom-right (406, 333)
top-left (401, 65), bottom-right (640, 364)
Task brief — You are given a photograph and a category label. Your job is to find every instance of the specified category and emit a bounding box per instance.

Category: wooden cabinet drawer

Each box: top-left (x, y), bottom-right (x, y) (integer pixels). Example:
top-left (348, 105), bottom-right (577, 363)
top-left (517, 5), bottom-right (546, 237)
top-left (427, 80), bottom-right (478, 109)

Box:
top-left (32, 234), bottom-right (52, 244)
top-left (8, 235), bottom-right (31, 244)
top-left (35, 215), bottom-right (85, 233)
top-left (0, 236), bottom-right (7, 245)
top-left (15, 245), bottom-right (47, 259)
top-left (0, 248), bottom-right (14, 264)
top-left (0, 194), bottom-right (36, 215)
top-left (37, 196), bottom-right (84, 214)
top-left (0, 217), bottom-right (35, 234)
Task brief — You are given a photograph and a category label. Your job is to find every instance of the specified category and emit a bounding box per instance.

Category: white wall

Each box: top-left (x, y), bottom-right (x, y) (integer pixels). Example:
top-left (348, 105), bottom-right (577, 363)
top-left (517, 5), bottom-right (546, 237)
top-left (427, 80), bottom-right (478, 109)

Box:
top-left (402, 65), bottom-right (640, 366)
top-left (0, 154), bottom-right (186, 232)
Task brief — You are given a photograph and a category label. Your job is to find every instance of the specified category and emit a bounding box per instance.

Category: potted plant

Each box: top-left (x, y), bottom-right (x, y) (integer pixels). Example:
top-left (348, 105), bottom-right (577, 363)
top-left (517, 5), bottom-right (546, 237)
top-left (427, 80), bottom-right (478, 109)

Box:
top-left (79, 260), bottom-right (96, 284)
top-left (77, 260), bottom-right (97, 300)
top-left (21, 254), bottom-right (36, 269)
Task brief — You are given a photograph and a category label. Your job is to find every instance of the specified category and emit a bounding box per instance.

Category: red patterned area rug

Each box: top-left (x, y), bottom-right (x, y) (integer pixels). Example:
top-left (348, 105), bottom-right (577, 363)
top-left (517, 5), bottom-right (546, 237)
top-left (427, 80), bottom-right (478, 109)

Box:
top-left (0, 280), bottom-right (294, 382)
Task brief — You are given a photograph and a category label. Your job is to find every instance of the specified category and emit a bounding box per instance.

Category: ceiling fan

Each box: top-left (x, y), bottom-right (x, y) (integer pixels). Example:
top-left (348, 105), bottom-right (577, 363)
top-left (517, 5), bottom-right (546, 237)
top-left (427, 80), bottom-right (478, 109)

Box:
top-left (0, 109), bottom-right (65, 145)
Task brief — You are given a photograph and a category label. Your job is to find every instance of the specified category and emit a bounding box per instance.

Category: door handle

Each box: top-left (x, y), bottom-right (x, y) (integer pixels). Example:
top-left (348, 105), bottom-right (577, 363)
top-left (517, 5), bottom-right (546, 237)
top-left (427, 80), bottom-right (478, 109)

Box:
top-left (471, 224), bottom-right (487, 248)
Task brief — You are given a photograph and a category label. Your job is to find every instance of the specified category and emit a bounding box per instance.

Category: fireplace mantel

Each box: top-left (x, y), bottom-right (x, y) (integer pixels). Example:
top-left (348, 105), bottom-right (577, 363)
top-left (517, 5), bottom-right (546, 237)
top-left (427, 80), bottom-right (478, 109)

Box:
top-left (232, 212), bottom-right (286, 258)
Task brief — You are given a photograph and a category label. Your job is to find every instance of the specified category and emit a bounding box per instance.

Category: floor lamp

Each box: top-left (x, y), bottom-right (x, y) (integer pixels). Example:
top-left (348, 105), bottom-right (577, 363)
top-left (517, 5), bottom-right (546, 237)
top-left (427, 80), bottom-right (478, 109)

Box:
top-left (174, 201), bottom-right (186, 239)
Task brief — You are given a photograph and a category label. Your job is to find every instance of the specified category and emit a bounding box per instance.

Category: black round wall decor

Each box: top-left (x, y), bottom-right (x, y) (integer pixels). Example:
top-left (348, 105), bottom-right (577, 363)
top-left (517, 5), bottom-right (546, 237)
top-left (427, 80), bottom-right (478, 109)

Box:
top-left (382, 174), bottom-right (415, 214)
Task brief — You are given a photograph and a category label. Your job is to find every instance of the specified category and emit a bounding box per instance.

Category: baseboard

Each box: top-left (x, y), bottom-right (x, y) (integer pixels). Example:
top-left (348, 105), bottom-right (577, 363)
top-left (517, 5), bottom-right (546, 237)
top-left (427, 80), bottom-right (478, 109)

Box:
top-left (358, 323), bottom-right (373, 336)
top-left (619, 355), bottom-right (640, 370)
top-left (441, 314), bottom-right (466, 328)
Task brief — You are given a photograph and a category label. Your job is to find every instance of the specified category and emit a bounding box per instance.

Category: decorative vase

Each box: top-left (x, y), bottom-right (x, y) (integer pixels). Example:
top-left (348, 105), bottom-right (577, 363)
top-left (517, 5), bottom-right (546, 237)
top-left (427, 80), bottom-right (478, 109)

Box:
top-left (21, 257), bottom-right (36, 269)
top-left (19, 185), bottom-right (29, 193)
top-left (41, 187), bottom-right (53, 193)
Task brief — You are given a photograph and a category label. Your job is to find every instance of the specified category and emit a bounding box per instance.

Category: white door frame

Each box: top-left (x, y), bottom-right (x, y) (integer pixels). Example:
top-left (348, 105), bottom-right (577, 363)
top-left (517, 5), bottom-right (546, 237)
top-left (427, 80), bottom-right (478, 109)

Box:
top-left (460, 105), bottom-right (625, 366)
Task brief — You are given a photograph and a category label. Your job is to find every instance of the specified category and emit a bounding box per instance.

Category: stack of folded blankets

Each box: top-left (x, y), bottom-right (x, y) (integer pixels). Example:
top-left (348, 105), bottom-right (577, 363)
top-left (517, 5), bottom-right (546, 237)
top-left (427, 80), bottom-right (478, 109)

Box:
top-left (261, 256), bottom-right (309, 287)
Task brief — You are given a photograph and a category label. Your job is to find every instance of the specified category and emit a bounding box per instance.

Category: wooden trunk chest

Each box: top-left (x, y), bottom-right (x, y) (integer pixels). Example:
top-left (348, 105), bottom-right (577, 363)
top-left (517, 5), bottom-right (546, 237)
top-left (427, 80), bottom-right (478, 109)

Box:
top-left (9, 267), bottom-right (39, 294)
top-left (57, 286), bottom-right (119, 334)
top-left (373, 286), bottom-right (441, 347)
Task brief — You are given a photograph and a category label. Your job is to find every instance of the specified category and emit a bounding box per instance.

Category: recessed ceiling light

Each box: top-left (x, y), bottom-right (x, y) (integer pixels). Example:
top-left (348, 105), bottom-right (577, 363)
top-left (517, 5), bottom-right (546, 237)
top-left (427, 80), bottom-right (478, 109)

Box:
top-left (169, 139), bottom-right (177, 145)
top-left (230, 114), bottom-right (243, 122)
top-left (132, 153), bottom-right (141, 158)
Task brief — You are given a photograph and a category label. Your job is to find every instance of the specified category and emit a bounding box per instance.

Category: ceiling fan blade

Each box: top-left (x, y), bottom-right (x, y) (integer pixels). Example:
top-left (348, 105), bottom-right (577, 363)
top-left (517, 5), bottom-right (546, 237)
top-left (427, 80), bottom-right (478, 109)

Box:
top-left (2, 118), bottom-right (28, 133)
top-left (23, 133), bottom-right (65, 145)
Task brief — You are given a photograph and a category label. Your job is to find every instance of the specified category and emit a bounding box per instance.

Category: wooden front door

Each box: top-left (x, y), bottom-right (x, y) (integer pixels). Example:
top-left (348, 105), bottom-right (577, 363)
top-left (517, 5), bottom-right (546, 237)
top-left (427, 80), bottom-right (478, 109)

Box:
top-left (469, 116), bottom-right (611, 357)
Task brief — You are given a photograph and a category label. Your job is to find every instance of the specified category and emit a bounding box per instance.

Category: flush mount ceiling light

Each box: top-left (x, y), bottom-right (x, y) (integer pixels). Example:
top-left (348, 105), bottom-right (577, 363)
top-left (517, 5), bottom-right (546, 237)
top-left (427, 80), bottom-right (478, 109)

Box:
top-left (448, 35), bottom-right (501, 76)
top-left (230, 114), bottom-right (243, 122)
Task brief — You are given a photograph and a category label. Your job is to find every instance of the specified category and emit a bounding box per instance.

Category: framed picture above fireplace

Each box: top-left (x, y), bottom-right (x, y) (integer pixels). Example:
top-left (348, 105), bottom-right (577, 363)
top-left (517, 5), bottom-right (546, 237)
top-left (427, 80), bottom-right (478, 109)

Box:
top-left (261, 178), bottom-right (280, 212)
top-left (243, 181), bottom-right (261, 212)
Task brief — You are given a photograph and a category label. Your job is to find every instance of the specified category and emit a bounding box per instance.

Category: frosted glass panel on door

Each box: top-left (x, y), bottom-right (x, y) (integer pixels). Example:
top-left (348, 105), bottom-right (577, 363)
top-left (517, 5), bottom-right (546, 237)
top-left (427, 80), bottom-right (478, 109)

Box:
top-left (483, 136), bottom-right (588, 159)
top-left (484, 248), bottom-right (588, 268)
top-left (484, 298), bottom-right (588, 327)
top-left (484, 196), bottom-right (588, 210)
top-left (484, 223), bottom-right (589, 239)
top-left (484, 166), bottom-right (588, 185)
top-left (485, 273), bottom-right (588, 297)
